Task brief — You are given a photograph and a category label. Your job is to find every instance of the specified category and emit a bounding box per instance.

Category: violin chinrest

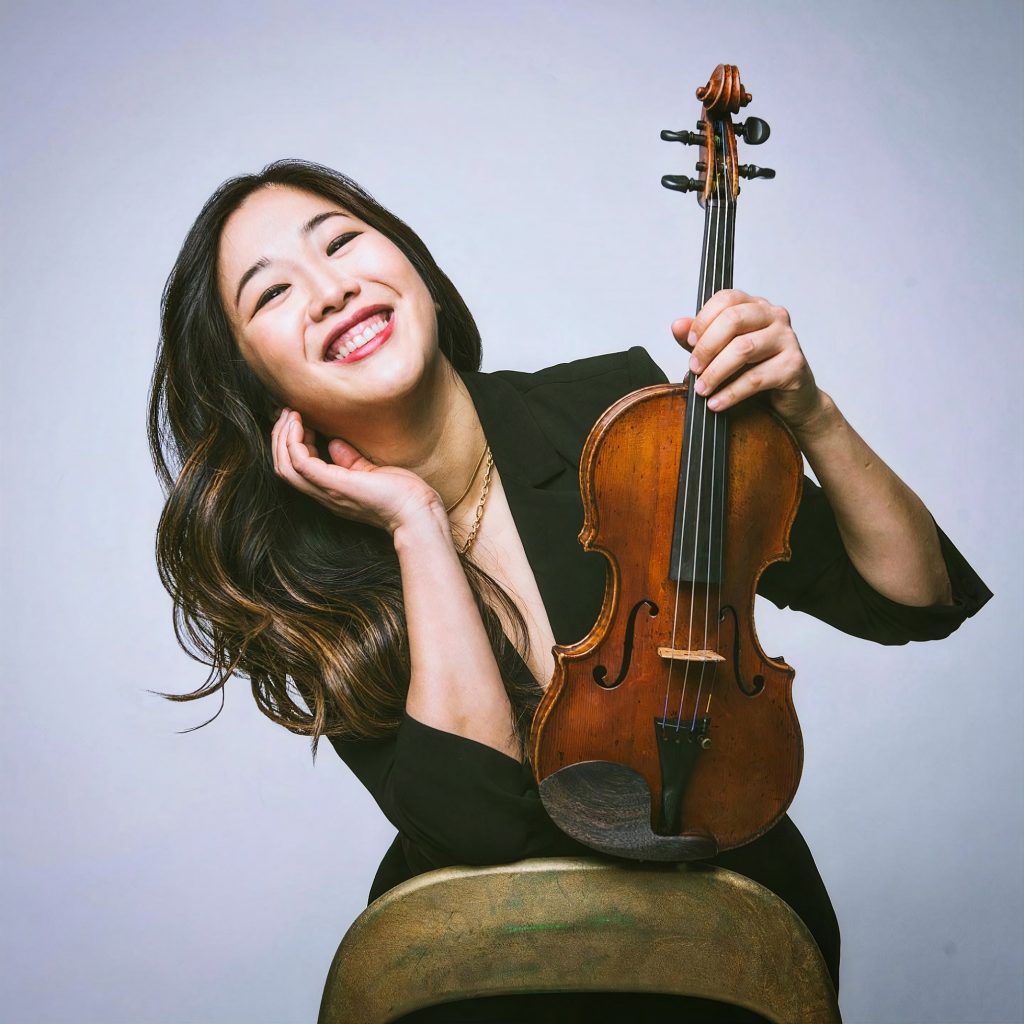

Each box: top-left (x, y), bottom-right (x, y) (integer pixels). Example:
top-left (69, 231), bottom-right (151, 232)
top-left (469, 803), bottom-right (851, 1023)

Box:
top-left (539, 760), bottom-right (719, 862)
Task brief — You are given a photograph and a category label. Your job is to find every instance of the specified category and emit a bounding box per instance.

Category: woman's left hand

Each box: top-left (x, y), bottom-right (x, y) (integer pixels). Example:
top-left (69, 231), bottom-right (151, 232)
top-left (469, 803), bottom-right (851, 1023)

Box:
top-left (672, 288), bottom-right (825, 432)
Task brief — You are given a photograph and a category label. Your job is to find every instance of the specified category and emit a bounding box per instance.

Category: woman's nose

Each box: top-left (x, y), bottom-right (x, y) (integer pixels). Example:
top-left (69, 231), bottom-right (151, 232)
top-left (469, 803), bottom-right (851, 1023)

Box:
top-left (308, 268), bottom-right (359, 321)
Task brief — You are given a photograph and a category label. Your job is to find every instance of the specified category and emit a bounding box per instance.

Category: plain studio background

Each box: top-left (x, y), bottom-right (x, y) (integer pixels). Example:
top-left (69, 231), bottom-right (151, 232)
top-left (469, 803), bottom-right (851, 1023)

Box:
top-left (2, 1), bottom-right (1021, 1022)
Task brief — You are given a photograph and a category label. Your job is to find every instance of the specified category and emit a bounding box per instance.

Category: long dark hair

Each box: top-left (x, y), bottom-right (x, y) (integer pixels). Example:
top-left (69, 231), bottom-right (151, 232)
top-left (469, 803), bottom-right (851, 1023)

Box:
top-left (147, 159), bottom-right (535, 752)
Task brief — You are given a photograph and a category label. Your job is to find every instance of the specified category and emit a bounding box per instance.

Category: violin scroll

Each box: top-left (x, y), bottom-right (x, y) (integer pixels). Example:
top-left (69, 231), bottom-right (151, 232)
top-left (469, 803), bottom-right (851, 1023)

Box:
top-left (695, 63), bottom-right (751, 117)
top-left (661, 63), bottom-right (775, 206)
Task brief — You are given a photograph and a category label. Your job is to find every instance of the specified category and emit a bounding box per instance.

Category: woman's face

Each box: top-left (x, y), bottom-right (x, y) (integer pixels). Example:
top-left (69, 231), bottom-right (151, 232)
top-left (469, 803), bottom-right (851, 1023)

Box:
top-left (217, 184), bottom-right (440, 438)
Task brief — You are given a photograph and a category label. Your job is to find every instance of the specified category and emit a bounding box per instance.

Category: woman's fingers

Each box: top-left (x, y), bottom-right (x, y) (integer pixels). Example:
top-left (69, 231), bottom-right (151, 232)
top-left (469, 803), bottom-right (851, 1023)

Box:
top-left (271, 407), bottom-right (290, 476)
top-left (298, 421), bottom-right (318, 456)
top-left (690, 300), bottom-right (773, 372)
top-left (269, 409), bottom-right (441, 532)
top-left (688, 289), bottom-right (754, 343)
top-left (700, 349), bottom-right (801, 411)
top-left (694, 324), bottom-right (779, 399)
top-left (277, 415), bottom-right (323, 497)
top-left (282, 418), bottom-right (396, 522)
top-left (287, 426), bottom-right (344, 490)
top-left (671, 290), bottom-right (819, 424)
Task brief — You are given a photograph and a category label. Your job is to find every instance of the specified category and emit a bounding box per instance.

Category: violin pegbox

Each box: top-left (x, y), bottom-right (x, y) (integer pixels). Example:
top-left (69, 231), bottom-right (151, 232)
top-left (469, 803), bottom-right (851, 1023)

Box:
top-left (661, 63), bottom-right (775, 208)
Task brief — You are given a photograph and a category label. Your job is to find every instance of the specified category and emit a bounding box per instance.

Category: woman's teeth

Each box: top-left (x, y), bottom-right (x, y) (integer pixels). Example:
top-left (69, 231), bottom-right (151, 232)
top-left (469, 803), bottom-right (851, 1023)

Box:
top-left (328, 313), bottom-right (390, 360)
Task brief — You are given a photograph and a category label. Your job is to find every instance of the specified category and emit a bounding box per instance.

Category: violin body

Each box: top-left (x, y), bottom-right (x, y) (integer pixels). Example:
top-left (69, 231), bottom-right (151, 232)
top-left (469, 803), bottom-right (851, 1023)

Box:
top-left (530, 381), bottom-right (803, 855)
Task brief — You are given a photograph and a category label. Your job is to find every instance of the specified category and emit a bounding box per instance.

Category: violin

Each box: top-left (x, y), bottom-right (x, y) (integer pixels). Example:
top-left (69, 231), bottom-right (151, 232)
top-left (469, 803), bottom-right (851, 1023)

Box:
top-left (529, 65), bottom-right (803, 861)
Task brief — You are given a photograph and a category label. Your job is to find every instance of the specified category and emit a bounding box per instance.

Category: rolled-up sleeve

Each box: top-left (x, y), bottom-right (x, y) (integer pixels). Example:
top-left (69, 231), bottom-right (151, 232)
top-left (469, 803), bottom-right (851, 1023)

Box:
top-left (757, 476), bottom-right (993, 644)
top-left (624, 343), bottom-right (994, 644)
top-left (330, 712), bottom-right (578, 871)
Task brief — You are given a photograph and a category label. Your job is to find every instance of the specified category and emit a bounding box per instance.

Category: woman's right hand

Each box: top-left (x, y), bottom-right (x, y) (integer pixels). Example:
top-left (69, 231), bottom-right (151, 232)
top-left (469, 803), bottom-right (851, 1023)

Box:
top-left (271, 408), bottom-right (443, 535)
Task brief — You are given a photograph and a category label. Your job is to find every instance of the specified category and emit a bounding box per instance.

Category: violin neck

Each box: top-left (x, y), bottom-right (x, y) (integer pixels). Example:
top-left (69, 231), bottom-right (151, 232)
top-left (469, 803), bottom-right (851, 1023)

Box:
top-left (668, 195), bottom-right (735, 585)
top-left (695, 195), bottom-right (736, 317)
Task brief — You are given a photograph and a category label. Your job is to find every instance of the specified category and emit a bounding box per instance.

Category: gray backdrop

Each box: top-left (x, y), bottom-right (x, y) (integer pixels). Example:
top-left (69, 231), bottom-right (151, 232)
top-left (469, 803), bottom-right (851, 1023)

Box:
top-left (2, 1), bottom-right (1021, 1022)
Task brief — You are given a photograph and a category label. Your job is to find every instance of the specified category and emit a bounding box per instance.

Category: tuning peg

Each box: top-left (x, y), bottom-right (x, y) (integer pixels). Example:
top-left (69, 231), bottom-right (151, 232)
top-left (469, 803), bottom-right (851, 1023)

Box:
top-left (735, 117), bottom-right (770, 145)
top-left (738, 164), bottom-right (776, 180)
top-left (661, 175), bottom-right (704, 193)
top-left (660, 129), bottom-right (704, 146)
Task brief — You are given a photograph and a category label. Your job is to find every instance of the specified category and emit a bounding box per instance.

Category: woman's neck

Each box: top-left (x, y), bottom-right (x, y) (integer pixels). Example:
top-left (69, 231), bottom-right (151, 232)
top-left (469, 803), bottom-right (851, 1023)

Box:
top-left (354, 355), bottom-right (486, 510)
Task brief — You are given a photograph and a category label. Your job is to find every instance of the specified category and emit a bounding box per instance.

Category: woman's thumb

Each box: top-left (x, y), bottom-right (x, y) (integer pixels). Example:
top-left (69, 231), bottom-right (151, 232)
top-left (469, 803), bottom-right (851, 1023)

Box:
top-left (671, 317), bottom-right (696, 348)
top-left (328, 437), bottom-right (354, 464)
top-left (328, 437), bottom-right (374, 471)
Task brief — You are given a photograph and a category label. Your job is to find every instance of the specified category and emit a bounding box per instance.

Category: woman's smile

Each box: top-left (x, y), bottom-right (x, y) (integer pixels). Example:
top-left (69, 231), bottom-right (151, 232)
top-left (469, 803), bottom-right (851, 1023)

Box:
top-left (323, 307), bottom-right (395, 364)
top-left (217, 184), bottom-right (441, 432)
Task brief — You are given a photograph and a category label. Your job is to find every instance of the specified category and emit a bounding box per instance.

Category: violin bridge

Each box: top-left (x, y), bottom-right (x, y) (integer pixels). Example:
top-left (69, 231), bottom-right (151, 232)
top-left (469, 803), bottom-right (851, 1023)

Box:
top-left (657, 647), bottom-right (725, 663)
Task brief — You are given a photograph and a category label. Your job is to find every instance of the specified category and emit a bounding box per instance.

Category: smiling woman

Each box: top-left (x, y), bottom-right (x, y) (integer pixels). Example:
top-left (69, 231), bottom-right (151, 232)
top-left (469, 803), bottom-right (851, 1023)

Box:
top-left (147, 160), bottom-right (538, 749)
top-left (147, 159), bottom-right (991, 1023)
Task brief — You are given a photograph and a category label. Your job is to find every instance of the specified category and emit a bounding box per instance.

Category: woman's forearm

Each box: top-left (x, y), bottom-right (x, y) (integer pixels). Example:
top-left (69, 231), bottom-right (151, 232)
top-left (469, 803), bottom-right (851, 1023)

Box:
top-left (789, 391), bottom-right (954, 607)
top-left (675, 292), bottom-right (956, 608)
top-left (392, 502), bottom-right (520, 758)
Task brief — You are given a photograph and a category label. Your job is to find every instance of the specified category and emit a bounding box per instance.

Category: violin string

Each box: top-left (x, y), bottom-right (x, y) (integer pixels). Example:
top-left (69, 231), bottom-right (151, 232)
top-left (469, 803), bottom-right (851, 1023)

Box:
top-left (663, 151), bottom-right (712, 733)
top-left (685, 147), bottom-right (725, 731)
top-left (677, 386), bottom-right (706, 732)
top-left (705, 158), bottom-right (733, 721)
top-left (667, 128), bottom-right (723, 735)
top-left (693, 400), bottom-right (720, 729)
top-left (662, 410), bottom-right (693, 728)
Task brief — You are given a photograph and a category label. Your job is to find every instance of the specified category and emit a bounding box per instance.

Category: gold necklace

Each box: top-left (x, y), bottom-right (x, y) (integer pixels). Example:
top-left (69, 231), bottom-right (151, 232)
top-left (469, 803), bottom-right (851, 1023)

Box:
top-left (455, 446), bottom-right (493, 555)
top-left (444, 443), bottom-right (489, 513)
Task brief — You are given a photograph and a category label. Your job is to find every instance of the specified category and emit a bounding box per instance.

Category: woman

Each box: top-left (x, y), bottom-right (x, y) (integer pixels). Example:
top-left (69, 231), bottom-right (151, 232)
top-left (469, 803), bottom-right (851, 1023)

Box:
top-left (148, 159), bottom-right (991, 1022)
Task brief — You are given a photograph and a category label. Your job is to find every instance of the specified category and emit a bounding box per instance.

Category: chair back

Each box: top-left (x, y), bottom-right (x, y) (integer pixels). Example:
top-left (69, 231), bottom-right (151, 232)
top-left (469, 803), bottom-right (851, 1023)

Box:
top-left (318, 856), bottom-right (841, 1023)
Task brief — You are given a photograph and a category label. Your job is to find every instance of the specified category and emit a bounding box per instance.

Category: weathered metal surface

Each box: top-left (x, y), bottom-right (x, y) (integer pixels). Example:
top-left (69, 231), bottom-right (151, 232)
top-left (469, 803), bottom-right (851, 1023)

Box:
top-left (317, 857), bottom-right (841, 1024)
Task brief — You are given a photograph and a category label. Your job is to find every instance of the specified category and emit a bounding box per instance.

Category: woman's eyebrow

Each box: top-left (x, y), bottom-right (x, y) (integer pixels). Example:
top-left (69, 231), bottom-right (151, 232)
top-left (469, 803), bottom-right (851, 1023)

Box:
top-left (235, 257), bottom-right (271, 309)
top-left (300, 210), bottom-right (349, 235)
top-left (234, 210), bottom-right (355, 309)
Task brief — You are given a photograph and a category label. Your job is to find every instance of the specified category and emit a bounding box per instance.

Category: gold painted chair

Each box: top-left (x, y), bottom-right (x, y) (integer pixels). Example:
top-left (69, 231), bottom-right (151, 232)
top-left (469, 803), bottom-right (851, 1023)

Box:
top-left (318, 856), bottom-right (841, 1023)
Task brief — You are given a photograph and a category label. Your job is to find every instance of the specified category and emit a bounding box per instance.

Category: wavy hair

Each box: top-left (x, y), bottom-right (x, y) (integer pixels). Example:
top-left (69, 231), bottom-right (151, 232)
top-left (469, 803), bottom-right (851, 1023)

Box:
top-left (147, 159), bottom-right (535, 752)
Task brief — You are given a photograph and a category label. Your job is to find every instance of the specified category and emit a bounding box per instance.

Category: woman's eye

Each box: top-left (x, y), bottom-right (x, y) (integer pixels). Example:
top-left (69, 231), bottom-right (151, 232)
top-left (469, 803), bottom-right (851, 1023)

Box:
top-left (254, 284), bottom-right (287, 312)
top-left (327, 232), bottom-right (360, 256)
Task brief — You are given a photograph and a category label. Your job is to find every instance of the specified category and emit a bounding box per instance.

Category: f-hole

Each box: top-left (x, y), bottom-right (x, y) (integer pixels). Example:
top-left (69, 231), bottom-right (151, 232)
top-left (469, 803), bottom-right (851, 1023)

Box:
top-left (719, 604), bottom-right (765, 696)
top-left (593, 599), bottom-right (659, 689)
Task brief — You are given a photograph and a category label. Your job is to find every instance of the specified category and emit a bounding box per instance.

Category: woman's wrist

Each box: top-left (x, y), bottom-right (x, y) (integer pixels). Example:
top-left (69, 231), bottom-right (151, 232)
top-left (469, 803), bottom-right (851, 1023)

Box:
top-left (391, 498), bottom-right (454, 555)
top-left (786, 389), bottom-right (841, 447)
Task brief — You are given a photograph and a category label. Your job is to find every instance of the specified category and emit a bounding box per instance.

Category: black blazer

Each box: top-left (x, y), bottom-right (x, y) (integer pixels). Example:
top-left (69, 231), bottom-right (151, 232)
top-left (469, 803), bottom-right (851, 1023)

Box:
top-left (330, 346), bottom-right (992, 992)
